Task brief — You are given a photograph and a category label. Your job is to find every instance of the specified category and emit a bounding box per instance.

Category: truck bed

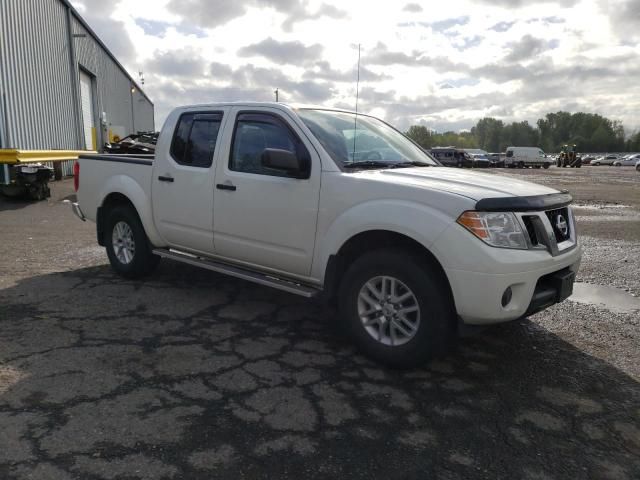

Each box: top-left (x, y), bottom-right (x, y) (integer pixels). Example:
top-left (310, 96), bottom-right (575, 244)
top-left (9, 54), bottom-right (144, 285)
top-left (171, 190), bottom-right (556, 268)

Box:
top-left (77, 153), bottom-right (155, 225)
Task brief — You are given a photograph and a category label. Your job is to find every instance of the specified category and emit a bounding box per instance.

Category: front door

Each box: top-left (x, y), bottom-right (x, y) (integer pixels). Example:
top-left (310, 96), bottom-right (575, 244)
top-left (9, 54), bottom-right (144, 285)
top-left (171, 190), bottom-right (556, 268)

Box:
top-left (213, 108), bottom-right (321, 277)
top-left (152, 110), bottom-right (226, 254)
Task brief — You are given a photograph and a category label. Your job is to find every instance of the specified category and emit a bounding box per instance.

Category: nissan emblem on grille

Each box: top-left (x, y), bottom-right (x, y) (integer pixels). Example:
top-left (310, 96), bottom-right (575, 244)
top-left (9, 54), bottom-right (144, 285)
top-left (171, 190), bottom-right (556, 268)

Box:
top-left (556, 214), bottom-right (569, 238)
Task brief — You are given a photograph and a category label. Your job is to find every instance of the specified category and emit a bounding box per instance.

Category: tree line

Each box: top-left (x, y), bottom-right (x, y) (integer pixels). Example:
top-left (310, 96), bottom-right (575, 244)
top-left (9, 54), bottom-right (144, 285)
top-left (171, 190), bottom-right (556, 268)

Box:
top-left (406, 111), bottom-right (640, 153)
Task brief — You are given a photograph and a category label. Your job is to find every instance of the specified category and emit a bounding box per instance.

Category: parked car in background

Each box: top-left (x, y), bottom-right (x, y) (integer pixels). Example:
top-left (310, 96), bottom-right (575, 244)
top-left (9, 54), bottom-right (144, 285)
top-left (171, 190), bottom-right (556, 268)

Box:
top-left (613, 154), bottom-right (640, 166)
top-left (636, 159), bottom-right (640, 172)
top-left (591, 154), bottom-right (619, 166)
top-left (581, 155), bottom-right (596, 165)
top-left (429, 147), bottom-right (473, 167)
top-left (470, 154), bottom-right (491, 168)
top-left (487, 153), bottom-right (504, 167)
top-left (505, 147), bottom-right (551, 169)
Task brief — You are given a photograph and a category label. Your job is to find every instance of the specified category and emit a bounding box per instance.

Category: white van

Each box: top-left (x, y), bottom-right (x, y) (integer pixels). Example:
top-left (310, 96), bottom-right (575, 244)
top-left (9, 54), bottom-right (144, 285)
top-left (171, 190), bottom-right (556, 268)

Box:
top-left (505, 147), bottom-right (551, 169)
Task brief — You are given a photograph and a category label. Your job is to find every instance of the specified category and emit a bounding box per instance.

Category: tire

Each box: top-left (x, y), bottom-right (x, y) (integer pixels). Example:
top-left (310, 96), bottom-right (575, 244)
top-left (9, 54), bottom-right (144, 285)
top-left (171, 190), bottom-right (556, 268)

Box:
top-left (105, 204), bottom-right (160, 278)
top-left (338, 249), bottom-right (455, 368)
top-left (518, 161), bottom-right (525, 169)
top-left (534, 165), bottom-right (541, 169)
top-left (614, 163), bottom-right (621, 167)
top-left (28, 183), bottom-right (47, 201)
top-left (594, 162), bottom-right (600, 166)
top-left (543, 163), bottom-right (550, 169)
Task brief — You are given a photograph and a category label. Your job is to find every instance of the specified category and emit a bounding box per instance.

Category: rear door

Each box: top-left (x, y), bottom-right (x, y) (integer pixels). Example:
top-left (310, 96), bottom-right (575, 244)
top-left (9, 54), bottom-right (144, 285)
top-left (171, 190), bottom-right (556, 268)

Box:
top-left (152, 109), bottom-right (227, 254)
top-left (212, 107), bottom-right (321, 277)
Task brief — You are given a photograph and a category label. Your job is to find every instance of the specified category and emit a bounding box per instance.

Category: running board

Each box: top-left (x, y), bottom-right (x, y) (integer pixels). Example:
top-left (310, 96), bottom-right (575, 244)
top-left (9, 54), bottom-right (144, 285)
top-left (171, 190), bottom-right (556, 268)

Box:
top-left (152, 249), bottom-right (321, 298)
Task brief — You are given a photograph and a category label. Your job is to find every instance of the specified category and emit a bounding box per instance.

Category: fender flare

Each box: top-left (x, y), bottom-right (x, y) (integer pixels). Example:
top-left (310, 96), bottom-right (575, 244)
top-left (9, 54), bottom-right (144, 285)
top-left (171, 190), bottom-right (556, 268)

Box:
top-left (311, 200), bottom-right (453, 282)
top-left (98, 175), bottom-right (166, 247)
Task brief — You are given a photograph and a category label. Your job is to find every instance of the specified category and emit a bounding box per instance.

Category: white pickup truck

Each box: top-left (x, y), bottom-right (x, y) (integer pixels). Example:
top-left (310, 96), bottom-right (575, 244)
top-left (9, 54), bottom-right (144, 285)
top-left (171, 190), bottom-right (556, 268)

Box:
top-left (72, 102), bottom-right (581, 366)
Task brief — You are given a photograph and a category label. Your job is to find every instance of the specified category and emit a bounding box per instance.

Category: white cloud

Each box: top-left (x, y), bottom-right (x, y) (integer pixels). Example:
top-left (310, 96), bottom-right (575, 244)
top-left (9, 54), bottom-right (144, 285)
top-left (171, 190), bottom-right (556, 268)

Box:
top-left (72, 0), bottom-right (640, 133)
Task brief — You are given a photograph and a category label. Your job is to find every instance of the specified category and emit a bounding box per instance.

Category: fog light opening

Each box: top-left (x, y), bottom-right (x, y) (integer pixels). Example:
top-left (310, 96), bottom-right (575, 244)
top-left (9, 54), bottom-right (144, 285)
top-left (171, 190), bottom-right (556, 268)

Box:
top-left (501, 287), bottom-right (513, 307)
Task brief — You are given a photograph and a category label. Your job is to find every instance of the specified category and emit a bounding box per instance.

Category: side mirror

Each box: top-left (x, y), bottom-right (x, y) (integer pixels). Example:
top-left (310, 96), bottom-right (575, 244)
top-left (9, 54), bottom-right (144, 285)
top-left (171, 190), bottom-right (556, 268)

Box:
top-left (261, 148), bottom-right (309, 178)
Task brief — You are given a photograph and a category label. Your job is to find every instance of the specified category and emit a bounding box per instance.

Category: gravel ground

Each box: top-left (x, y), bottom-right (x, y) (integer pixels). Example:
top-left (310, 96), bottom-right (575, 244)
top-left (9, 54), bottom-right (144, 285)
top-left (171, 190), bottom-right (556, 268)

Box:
top-left (0, 166), bottom-right (639, 480)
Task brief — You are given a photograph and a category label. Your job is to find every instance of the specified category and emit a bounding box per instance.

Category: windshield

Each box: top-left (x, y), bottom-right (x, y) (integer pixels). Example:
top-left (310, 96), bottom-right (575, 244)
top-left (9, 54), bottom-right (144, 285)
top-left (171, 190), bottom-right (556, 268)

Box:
top-left (296, 109), bottom-right (437, 168)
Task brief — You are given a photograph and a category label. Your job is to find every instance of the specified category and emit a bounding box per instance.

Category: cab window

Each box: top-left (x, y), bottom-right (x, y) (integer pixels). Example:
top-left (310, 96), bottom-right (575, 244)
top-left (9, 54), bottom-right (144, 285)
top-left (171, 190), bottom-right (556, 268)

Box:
top-left (229, 112), bottom-right (310, 178)
top-left (170, 112), bottom-right (223, 168)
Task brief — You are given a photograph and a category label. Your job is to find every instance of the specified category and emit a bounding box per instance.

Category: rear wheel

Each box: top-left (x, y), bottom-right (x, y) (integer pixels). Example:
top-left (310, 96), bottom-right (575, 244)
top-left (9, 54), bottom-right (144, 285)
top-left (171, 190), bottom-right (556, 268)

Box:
top-left (518, 161), bottom-right (525, 169)
top-left (338, 249), bottom-right (455, 368)
top-left (105, 205), bottom-right (160, 278)
top-left (543, 163), bottom-right (550, 169)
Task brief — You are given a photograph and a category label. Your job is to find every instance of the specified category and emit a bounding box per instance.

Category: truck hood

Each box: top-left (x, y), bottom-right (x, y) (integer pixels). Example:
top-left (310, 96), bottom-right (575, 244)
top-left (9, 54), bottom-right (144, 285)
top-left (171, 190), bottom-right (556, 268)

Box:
top-left (369, 167), bottom-right (558, 201)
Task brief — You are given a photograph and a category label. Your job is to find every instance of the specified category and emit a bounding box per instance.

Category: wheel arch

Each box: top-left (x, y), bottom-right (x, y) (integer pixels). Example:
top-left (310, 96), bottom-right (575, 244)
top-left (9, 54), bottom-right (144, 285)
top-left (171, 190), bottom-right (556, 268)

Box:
top-left (323, 230), bottom-right (454, 311)
top-left (97, 180), bottom-right (165, 248)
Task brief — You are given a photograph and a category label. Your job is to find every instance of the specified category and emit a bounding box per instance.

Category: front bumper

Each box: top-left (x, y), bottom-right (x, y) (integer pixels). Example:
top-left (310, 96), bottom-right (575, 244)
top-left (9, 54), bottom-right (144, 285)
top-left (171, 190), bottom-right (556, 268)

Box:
top-left (432, 218), bottom-right (582, 325)
top-left (445, 249), bottom-right (581, 325)
top-left (71, 202), bottom-right (86, 221)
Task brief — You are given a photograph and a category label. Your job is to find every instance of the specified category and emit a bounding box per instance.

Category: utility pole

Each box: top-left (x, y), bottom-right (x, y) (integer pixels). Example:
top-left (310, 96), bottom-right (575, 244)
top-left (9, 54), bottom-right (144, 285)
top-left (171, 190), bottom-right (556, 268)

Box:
top-left (274, 88), bottom-right (279, 102)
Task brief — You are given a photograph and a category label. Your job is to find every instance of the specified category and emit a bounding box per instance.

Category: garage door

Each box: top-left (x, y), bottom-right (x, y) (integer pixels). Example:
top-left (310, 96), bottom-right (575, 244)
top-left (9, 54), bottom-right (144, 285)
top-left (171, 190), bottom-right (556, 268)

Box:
top-left (79, 70), bottom-right (95, 150)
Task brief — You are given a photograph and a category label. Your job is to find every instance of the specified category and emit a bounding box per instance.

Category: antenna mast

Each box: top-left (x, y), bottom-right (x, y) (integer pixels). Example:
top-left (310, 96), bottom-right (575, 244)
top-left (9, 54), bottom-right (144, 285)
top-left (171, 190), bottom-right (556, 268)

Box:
top-left (352, 44), bottom-right (361, 159)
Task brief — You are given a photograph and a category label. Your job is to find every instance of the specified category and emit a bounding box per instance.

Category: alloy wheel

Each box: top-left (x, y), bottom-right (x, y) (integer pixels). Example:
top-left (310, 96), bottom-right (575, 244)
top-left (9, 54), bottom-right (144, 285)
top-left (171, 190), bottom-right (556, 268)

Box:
top-left (357, 275), bottom-right (421, 346)
top-left (112, 221), bottom-right (136, 265)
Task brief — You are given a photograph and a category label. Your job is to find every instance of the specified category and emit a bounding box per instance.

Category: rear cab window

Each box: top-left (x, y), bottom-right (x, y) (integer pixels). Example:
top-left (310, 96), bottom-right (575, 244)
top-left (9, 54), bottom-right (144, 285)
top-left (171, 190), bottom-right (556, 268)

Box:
top-left (170, 112), bottom-right (223, 168)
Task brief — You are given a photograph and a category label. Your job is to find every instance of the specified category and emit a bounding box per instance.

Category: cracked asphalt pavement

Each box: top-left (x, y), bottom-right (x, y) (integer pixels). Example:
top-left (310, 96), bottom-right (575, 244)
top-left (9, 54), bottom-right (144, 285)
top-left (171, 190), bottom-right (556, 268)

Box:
top-left (1, 168), bottom-right (639, 479)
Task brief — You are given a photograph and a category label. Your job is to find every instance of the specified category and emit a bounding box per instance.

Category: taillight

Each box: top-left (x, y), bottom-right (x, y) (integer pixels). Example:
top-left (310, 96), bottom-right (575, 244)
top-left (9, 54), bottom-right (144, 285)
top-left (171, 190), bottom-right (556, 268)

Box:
top-left (73, 161), bottom-right (80, 192)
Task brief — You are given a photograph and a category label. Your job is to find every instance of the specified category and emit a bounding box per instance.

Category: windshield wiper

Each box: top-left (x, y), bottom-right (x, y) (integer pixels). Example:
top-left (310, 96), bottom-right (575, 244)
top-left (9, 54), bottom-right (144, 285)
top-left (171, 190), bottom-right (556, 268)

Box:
top-left (343, 161), bottom-right (396, 169)
top-left (343, 160), bottom-right (432, 170)
top-left (390, 161), bottom-right (432, 168)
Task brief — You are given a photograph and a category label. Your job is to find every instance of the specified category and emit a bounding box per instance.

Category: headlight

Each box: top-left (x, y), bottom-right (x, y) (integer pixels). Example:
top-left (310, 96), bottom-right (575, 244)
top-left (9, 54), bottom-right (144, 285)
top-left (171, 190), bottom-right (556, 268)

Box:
top-left (457, 211), bottom-right (528, 249)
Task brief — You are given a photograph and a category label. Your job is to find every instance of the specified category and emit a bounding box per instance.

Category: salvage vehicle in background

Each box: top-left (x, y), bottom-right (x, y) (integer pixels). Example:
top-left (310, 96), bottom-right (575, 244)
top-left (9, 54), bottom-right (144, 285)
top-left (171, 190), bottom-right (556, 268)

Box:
top-left (429, 147), bottom-right (473, 167)
top-left (505, 146), bottom-right (551, 169)
top-left (592, 154), bottom-right (619, 166)
top-left (0, 163), bottom-right (53, 200)
top-left (613, 154), bottom-right (640, 166)
top-left (488, 153), bottom-right (505, 167)
top-left (104, 132), bottom-right (158, 155)
top-left (71, 102), bottom-right (582, 367)
top-left (469, 153), bottom-right (491, 168)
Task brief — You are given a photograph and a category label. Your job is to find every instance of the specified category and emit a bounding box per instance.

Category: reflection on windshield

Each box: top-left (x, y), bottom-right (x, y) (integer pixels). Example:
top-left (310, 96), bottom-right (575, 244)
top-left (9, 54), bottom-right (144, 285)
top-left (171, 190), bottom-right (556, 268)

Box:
top-left (296, 109), bottom-right (437, 168)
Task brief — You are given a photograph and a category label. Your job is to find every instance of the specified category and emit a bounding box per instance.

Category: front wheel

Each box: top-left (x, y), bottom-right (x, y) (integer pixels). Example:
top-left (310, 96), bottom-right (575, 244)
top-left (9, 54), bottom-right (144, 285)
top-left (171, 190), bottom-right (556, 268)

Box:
top-left (543, 163), bottom-right (550, 169)
top-left (338, 249), bottom-right (455, 368)
top-left (105, 205), bottom-right (160, 278)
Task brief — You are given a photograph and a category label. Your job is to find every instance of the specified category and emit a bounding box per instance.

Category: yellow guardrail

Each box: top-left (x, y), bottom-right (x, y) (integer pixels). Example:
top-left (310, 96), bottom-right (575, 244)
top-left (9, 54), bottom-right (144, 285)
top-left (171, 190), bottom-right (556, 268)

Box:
top-left (0, 149), bottom-right (97, 165)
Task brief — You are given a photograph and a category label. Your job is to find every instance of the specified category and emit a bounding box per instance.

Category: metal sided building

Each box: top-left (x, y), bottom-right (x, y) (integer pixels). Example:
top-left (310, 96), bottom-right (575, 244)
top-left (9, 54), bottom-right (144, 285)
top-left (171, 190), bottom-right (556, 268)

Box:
top-left (0, 0), bottom-right (154, 180)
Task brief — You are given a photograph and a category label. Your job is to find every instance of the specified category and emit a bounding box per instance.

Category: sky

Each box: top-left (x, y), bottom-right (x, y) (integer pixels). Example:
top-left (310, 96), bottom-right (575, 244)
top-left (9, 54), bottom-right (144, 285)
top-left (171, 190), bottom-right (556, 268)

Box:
top-left (70, 0), bottom-right (640, 134)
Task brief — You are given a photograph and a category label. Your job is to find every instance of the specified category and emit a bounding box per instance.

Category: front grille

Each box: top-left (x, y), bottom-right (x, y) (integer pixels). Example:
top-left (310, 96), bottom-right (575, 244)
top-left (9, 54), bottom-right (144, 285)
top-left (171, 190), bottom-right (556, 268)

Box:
top-left (545, 207), bottom-right (571, 242)
top-left (522, 216), bottom-right (539, 245)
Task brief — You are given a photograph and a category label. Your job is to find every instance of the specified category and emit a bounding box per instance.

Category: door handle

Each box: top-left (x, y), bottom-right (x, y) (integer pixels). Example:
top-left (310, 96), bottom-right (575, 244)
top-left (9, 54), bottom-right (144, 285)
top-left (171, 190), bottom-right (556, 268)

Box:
top-left (216, 183), bottom-right (236, 191)
top-left (158, 175), bottom-right (174, 182)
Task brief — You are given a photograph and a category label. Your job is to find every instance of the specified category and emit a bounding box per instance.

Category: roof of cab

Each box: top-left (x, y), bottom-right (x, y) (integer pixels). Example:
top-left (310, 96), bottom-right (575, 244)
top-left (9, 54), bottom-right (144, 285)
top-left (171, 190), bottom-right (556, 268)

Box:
top-left (175, 102), bottom-right (359, 116)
